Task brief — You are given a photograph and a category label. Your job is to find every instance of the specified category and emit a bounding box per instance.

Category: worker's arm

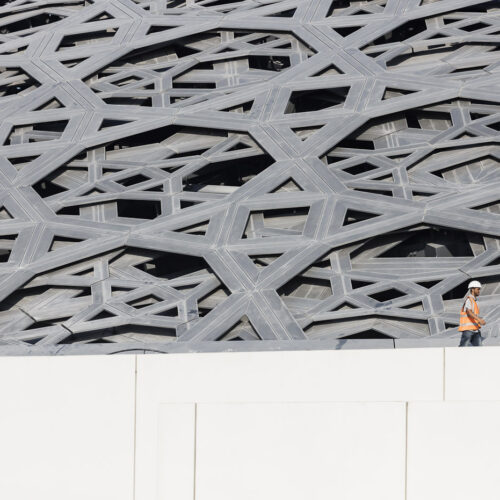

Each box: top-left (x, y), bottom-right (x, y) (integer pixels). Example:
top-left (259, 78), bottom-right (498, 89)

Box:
top-left (466, 308), bottom-right (486, 326)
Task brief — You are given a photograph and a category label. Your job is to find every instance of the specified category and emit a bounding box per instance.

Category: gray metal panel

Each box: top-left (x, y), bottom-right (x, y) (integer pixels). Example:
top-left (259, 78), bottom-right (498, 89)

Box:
top-left (0, 0), bottom-right (498, 354)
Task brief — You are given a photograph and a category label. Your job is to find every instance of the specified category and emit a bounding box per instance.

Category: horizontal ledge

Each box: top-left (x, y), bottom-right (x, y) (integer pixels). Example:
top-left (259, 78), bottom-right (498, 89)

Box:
top-left (1, 336), bottom-right (500, 356)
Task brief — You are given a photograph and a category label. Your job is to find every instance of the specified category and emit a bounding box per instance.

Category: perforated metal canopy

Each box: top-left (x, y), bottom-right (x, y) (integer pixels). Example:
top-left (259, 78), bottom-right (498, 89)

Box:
top-left (0, 0), bottom-right (499, 354)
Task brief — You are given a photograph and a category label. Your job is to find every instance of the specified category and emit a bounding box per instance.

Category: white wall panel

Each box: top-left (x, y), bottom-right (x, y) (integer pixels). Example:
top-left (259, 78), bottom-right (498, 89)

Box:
top-left (445, 346), bottom-right (500, 400)
top-left (135, 349), bottom-right (442, 499)
top-left (195, 402), bottom-right (406, 500)
top-left (157, 404), bottom-right (195, 500)
top-left (407, 401), bottom-right (500, 500)
top-left (0, 355), bottom-right (135, 500)
top-left (136, 349), bottom-right (443, 403)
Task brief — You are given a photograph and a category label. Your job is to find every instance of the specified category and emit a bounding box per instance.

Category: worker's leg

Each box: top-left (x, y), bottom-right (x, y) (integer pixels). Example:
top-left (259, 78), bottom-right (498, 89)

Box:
top-left (459, 331), bottom-right (473, 347)
top-left (471, 331), bottom-right (483, 347)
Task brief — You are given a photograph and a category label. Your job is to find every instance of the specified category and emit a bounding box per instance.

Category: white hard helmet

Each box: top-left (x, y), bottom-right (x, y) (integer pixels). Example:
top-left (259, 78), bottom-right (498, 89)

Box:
top-left (468, 280), bottom-right (482, 289)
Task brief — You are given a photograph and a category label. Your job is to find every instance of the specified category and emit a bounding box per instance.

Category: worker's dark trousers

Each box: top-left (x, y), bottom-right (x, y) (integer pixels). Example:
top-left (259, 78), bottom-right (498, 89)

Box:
top-left (459, 330), bottom-right (482, 347)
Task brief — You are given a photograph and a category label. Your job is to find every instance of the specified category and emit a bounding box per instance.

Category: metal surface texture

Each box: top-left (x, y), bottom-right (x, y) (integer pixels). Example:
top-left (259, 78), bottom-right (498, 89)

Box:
top-left (0, 0), bottom-right (499, 354)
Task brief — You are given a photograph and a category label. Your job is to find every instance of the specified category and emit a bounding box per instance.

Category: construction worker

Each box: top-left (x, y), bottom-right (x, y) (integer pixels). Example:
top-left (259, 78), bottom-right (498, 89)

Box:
top-left (458, 280), bottom-right (486, 347)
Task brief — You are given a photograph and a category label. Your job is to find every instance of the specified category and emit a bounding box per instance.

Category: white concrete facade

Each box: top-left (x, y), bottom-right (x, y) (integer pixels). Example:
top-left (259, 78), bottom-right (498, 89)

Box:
top-left (1, 347), bottom-right (500, 499)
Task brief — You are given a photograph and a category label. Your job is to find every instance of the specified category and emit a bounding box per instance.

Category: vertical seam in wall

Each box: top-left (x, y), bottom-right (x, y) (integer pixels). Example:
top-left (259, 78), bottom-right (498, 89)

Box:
top-left (443, 348), bottom-right (446, 401)
top-left (193, 403), bottom-right (198, 500)
top-left (133, 355), bottom-right (138, 500)
top-left (405, 401), bottom-right (409, 500)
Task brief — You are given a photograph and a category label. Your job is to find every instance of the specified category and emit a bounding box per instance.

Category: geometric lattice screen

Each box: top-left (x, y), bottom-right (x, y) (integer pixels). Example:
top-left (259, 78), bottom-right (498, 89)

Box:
top-left (0, 0), bottom-right (499, 353)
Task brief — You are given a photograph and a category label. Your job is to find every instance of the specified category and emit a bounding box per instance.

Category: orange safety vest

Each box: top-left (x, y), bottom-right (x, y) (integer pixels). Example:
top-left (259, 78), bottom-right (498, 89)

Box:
top-left (458, 294), bottom-right (480, 331)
